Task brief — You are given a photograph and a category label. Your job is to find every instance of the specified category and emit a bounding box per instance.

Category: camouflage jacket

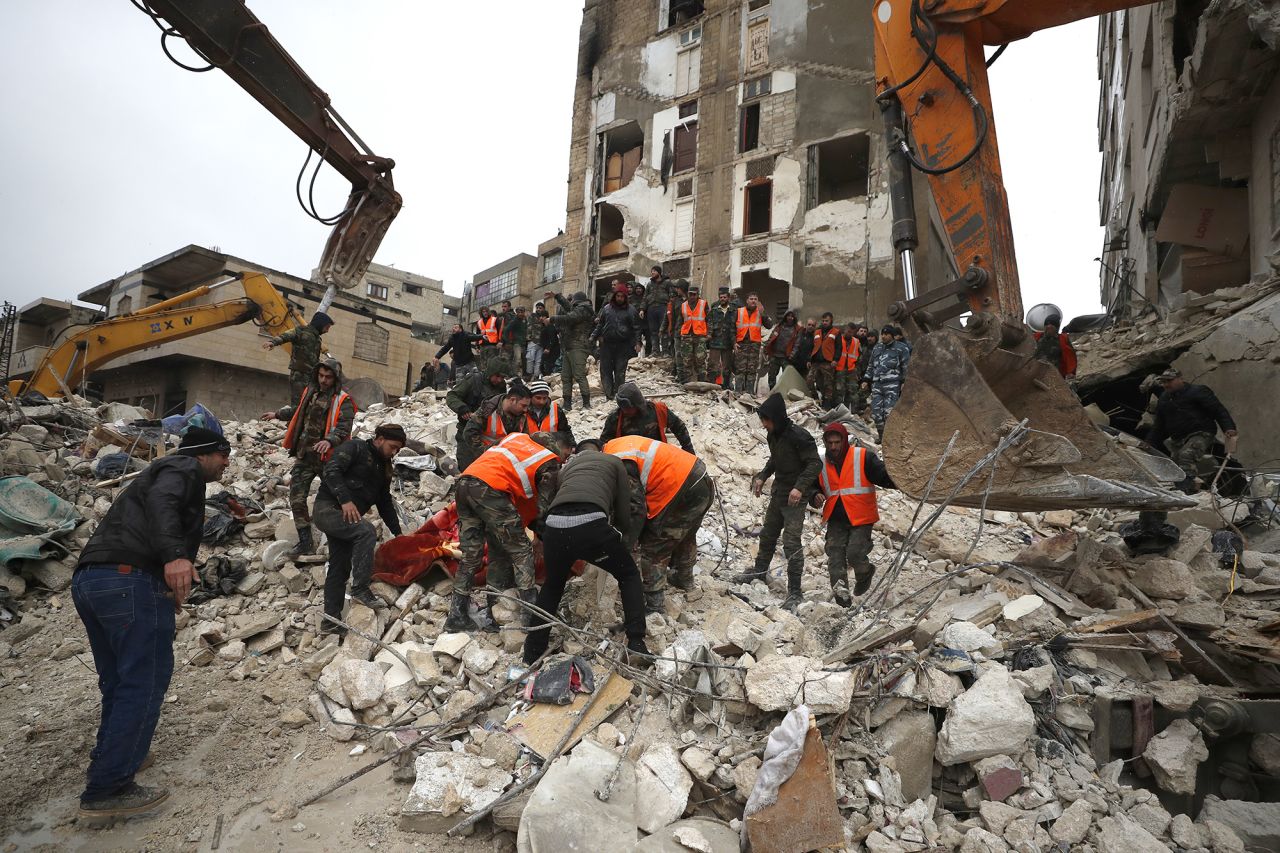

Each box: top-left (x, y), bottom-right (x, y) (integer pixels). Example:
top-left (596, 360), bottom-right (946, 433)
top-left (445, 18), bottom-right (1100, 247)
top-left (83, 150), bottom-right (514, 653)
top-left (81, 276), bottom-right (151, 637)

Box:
top-left (550, 293), bottom-right (595, 351)
top-left (707, 301), bottom-right (740, 350)
top-left (446, 371), bottom-right (507, 418)
top-left (272, 324), bottom-right (323, 376)
top-left (867, 340), bottom-right (912, 385)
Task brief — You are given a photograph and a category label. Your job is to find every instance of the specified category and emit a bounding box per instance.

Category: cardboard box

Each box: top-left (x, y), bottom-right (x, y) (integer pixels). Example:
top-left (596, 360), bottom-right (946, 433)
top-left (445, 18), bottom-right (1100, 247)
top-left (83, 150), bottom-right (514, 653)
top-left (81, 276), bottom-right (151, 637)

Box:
top-left (1156, 184), bottom-right (1250, 257)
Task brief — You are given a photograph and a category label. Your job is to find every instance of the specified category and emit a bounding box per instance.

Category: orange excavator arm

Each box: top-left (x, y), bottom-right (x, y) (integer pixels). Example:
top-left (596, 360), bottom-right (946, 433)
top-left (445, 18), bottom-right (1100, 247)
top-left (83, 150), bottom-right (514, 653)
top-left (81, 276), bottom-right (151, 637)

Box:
top-left (9, 273), bottom-right (300, 399)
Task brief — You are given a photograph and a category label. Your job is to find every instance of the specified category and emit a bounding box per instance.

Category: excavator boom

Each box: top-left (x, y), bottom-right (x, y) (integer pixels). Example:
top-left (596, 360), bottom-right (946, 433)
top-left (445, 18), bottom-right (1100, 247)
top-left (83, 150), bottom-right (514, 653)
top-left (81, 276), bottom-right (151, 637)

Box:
top-left (872, 0), bottom-right (1193, 511)
top-left (9, 273), bottom-right (298, 399)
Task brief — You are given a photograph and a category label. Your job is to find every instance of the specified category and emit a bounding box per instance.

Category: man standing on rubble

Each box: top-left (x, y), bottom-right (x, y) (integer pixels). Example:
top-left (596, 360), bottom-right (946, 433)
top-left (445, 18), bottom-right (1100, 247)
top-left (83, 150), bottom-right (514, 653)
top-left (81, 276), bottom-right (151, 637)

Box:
top-left (434, 322), bottom-right (482, 384)
top-left (677, 286), bottom-right (709, 384)
top-left (1146, 367), bottom-right (1238, 494)
top-left (474, 305), bottom-right (502, 369)
top-left (546, 289), bottom-right (595, 410)
top-left (733, 292), bottom-right (771, 393)
top-left (523, 438), bottom-right (648, 664)
top-left (462, 382), bottom-right (533, 463)
top-left (764, 310), bottom-right (801, 388)
top-left (1032, 313), bottom-right (1077, 380)
top-left (864, 325), bottom-right (912, 441)
top-left (811, 423), bottom-right (895, 606)
top-left (525, 380), bottom-right (575, 447)
top-left (706, 287), bottom-right (738, 387)
top-left (72, 427), bottom-right (231, 820)
top-left (590, 282), bottom-right (642, 400)
top-left (643, 267), bottom-right (669, 356)
top-left (731, 393), bottom-right (820, 612)
top-left (605, 435), bottom-right (713, 614)
top-left (313, 424), bottom-right (406, 624)
top-left (600, 381), bottom-right (695, 453)
top-left (503, 305), bottom-right (528, 379)
top-left (263, 310), bottom-right (333, 405)
top-left (446, 431), bottom-right (570, 633)
top-left (808, 312), bottom-right (840, 408)
top-left (446, 358), bottom-right (512, 472)
top-left (261, 358), bottom-right (355, 556)
top-left (834, 323), bottom-right (863, 414)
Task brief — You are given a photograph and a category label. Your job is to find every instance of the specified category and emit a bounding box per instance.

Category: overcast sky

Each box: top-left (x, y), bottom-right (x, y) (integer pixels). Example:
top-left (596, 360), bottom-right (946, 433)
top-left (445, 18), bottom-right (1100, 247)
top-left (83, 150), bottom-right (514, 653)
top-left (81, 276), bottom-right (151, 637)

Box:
top-left (0, 2), bottom-right (1105, 323)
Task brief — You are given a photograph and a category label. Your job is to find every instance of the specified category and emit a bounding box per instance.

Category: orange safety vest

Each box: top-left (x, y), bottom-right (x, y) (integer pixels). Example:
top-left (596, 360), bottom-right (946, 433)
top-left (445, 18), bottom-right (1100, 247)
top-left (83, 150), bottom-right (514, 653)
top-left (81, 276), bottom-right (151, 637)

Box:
top-left (819, 446), bottom-right (878, 526)
top-left (736, 306), bottom-right (764, 343)
top-left (481, 408), bottom-right (513, 448)
top-left (615, 401), bottom-right (670, 443)
top-left (835, 336), bottom-right (861, 372)
top-left (812, 328), bottom-right (839, 362)
top-left (463, 433), bottom-right (559, 524)
top-left (282, 387), bottom-right (354, 461)
top-left (680, 300), bottom-right (708, 336)
top-left (525, 401), bottom-right (562, 434)
top-left (478, 315), bottom-right (499, 344)
top-left (604, 435), bottom-right (697, 518)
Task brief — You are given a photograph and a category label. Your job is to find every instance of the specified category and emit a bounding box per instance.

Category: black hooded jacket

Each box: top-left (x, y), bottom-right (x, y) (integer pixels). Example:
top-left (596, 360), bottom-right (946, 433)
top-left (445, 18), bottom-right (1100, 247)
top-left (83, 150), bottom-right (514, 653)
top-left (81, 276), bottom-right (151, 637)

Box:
top-left (755, 394), bottom-right (820, 497)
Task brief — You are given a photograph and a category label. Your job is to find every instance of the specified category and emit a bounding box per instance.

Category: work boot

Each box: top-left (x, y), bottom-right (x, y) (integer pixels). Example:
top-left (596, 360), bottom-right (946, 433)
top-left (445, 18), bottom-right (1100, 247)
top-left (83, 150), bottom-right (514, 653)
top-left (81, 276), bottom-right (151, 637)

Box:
top-left (853, 570), bottom-right (875, 597)
top-left (78, 783), bottom-right (170, 820)
top-left (781, 569), bottom-right (803, 612)
top-left (730, 566), bottom-right (768, 585)
top-left (444, 592), bottom-right (478, 632)
top-left (831, 579), bottom-right (852, 608)
top-left (290, 526), bottom-right (315, 557)
top-left (668, 568), bottom-right (694, 591)
top-left (643, 590), bottom-right (665, 615)
top-left (518, 587), bottom-right (539, 628)
top-left (626, 636), bottom-right (652, 668)
top-left (351, 587), bottom-right (382, 610)
top-left (480, 592), bottom-right (501, 633)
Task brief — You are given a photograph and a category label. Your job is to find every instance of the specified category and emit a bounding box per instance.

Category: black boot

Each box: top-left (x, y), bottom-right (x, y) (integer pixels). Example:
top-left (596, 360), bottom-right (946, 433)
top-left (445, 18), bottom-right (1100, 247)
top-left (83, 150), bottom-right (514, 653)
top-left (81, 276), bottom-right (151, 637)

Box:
top-left (831, 579), bottom-right (852, 608)
top-left (290, 526), bottom-right (315, 557)
top-left (626, 635), bottom-right (652, 668)
top-left (731, 565), bottom-right (768, 584)
top-left (781, 568), bottom-right (803, 612)
top-left (853, 568), bottom-right (875, 597)
top-left (481, 592), bottom-right (501, 633)
top-left (444, 592), bottom-right (478, 632)
top-left (643, 589), bottom-right (665, 615)
top-left (518, 587), bottom-right (539, 628)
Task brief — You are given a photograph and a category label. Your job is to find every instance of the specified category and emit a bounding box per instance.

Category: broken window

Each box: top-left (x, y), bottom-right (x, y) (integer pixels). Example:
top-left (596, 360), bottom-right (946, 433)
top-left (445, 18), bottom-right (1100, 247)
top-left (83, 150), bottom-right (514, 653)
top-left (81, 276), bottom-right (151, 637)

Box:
top-left (675, 45), bottom-right (702, 97)
top-left (598, 203), bottom-right (628, 260)
top-left (403, 282), bottom-right (422, 296)
top-left (740, 103), bottom-right (761, 153)
top-left (367, 282), bottom-right (389, 300)
top-left (602, 122), bottom-right (644, 194)
top-left (744, 179), bottom-right (772, 236)
top-left (667, 0), bottom-right (704, 28)
top-left (674, 199), bottom-right (694, 252)
top-left (674, 101), bottom-right (699, 173)
top-left (748, 0), bottom-right (770, 10)
top-left (353, 322), bottom-right (389, 365)
top-left (1172, 0), bottom-right (1210, 77)
top-left (806, 133), bottom-right (871, 208)
top-left (743, 75), bottom-right (771, 100)
top-left (541, 249), bottom-right (564, 284)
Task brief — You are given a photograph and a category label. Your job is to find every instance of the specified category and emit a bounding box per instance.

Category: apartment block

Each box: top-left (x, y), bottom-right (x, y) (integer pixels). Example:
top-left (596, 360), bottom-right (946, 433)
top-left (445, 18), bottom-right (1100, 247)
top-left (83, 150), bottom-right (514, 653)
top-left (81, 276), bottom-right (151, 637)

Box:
top-left (461, 253), bottom-right (540, 326)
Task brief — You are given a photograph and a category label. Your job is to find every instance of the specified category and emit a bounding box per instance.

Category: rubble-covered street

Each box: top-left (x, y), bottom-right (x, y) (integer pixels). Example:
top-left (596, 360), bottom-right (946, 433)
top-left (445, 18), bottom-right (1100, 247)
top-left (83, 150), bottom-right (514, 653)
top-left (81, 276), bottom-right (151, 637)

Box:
top-left (3, 323), bottom-right (1280, 852)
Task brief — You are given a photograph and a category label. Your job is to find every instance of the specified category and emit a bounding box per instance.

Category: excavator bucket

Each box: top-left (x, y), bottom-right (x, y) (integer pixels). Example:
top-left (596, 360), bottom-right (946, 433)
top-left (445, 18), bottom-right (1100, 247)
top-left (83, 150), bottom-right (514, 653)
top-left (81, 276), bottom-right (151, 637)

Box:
top-left (882, 324), bottom-right (1195, 512)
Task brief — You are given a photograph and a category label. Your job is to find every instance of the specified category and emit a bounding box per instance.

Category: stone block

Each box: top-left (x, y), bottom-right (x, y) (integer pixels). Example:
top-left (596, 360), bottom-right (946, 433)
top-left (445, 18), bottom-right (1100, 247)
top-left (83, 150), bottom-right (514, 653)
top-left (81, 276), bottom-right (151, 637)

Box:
top-left (875, 710), bottom-right (936, 803)
top-left (936, 667), bottom-right (1035, 765)
top-left (635, 743), bottom-right (693, 835)
top-left (1142, 718), bottom-right (1208, 795)
top-left (973, 754), bottom-right (1023, 802)
top-left (400, 751), bottom-right (511, 834)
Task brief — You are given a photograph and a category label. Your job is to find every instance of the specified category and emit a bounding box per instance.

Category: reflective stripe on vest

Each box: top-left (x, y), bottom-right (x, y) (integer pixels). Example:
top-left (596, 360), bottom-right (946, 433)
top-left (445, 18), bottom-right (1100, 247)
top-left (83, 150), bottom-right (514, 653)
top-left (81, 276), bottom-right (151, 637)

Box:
top-left (525, 401), bottom-right (560, 434)
top-left (478, 316), bottom-right (499, 344)
top-left (282, 387), bottom-right (354, 462)
top-left (736, 307), bottom-right (763, 343)
top-left (812, 329), bottom-right (838, 362)
top-left (491, 434), bottom-right (556, 499)
top-left (836, 337), bottom-right (861, 371)
top-left (819, 446), bottom-right (878, 525)
top-left (614, 401), bottom-right (670, 444)
top-left (603, 435), bottom-right (697, 518)
top-left (680, 300), bottom-right (708, 336)
top-left (482, 409), bottom-right (508, 447)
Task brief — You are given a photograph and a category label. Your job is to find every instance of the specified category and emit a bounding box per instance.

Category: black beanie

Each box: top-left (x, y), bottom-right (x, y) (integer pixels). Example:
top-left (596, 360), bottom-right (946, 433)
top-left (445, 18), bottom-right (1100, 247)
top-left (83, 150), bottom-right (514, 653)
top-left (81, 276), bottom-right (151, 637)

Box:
top-left (311, 311), bottom-right (334, 330)
top-left (178, 426), bottom-right (231, 456)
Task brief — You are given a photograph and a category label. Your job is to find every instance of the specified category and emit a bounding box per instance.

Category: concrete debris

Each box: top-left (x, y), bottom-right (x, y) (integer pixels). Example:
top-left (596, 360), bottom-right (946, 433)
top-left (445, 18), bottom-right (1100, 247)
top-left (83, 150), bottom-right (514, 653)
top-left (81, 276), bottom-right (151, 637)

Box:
top-left (1198, 797), bottom-right (1280, 851)
top-left (517, 739), bottom-right (637, 852)
top-left (1142, 719), bottom-right (1209, 796)
top-left (935, 667), bottom-right (1035, 765)
top-left (635, 743), bottom-right (694, 834)
top-left (400, 751), bottom-right (511, 833)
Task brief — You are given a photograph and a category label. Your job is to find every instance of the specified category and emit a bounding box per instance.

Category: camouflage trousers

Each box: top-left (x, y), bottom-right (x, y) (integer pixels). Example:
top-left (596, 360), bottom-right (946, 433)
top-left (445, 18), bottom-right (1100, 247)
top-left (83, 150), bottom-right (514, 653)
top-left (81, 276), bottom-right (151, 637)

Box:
top-left (836, 371), bottom-right (864, 414)
top-left (706, 347), bottom-right (733, 386)
top-left (677, 335), bottom-right (708, 383)
top-left (756, 492), bottom-right (806, 577)
top-left (1166, 431), bottom-right (1215, 487)
top-left (826, 518), bottom-right (874, 589)
top-left (560, 347), bottom-right (591, 409)
top-left (766, 356), bottom-right (790, 388)
top-left (289, 370), bottom-right (310, 409)
top-left (638, 473), bottom-right (714, 593)
top-left (734, 342), bottom-right (763, 393)
top-left (808, 362), bottom-right (836, 407)
top-left (455, 476), bottom-right (535, 595)
top-left (288, 453), bottom-right (325, 527)
top-left (477, 344), bottom-right (501, 372)
top-left (870, 382), bottom-right (902, 432)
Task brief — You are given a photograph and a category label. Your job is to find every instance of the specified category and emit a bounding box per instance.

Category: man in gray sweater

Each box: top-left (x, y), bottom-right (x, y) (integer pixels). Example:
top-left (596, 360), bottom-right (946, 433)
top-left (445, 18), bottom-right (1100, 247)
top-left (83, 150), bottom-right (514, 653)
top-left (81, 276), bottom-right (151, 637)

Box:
top-left (522, 439), bottom-right (648, 665)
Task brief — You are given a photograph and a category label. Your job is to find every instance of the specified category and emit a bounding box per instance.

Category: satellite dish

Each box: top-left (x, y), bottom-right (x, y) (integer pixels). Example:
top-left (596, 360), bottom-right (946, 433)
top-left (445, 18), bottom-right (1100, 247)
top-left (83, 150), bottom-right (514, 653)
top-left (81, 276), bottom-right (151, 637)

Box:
top-left (1026, 303), bottom-right (1063, 332)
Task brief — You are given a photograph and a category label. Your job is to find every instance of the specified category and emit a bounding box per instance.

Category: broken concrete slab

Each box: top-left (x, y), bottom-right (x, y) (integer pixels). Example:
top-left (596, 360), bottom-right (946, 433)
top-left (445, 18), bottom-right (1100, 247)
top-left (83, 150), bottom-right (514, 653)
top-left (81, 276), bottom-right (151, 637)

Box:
top-left (1142, 718), bottom-right (1208, 795)
top-left (936, 666), bottom-right (1035, 765)
top-left (1049, 798), bottom-right (1093, 846)
top-left (337, 659), bottom-right (386, 710)
top-left (939, 621), bottom-right (1002, 655)
top-left (633, 818), bottom-right (737, 853)
top-left (743, 654), bottom-right (807, 712)
top-left (516, 739), bottom-right (637, 853)
top-left (1198, 797), bottom-right (1280, 852)
top-left (1096, 814), bottom-right (1170, 853)
top-left (635, 743), bottom-right (694, 835)
top-left (801, 667), bottom-right (854, 715)
top-left (875, 710), bottom-right (936, 803)
top-left (1131, 557), bottom-right (1199, 600)
top-left (307, 693), bottom-right (356, 742)
top-left (957, 826), bottom-right (1010, 852)
top-left (400, 751), bottom-right (511, 834)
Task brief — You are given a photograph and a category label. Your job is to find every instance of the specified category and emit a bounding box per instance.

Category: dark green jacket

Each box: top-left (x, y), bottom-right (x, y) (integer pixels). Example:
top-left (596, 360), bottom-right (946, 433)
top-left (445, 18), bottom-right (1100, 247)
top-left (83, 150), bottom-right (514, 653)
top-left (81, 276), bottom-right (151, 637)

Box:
top-left (551, 293), bottom-right (595, 351)
top-left (708, 301), bottom-right (739, 350)
top-left (758, 424), bottom-right (821, 497)
top-left (446, 371), bottom-right (506, 419)
top-left (548, 450), bottom-right (634, 538)
top-left (272, 324), bottom-right (323, 376)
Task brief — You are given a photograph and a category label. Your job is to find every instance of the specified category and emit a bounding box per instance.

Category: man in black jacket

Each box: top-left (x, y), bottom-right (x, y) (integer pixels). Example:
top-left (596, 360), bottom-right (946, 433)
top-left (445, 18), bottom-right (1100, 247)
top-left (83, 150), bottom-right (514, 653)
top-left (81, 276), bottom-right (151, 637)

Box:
top-left (434, 323), bottom-right (483, 383)
top-left (313, 424), bottom-right (407, 625)
top-left (590, 282), bottom-right (642, 400)
top-left (73, 427), bottom-right (231, 819)
top-left (522, 439), bottom-right (648, 664)
top-left (731, 393), bottom-right (820, 611)
top-left (1147, 368), bottom-right (1239, 493)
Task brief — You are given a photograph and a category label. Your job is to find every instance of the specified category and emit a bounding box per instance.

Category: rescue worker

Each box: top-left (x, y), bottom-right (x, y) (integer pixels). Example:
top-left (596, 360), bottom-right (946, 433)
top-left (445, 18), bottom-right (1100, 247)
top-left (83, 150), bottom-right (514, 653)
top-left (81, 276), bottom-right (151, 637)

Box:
top-left (666, 279), bottom-right (690, 368)
top-left (504, 305), bottom-right (529, 378)
top-left (263, 310), bottom-right (333, 405)
top-left (434, 322), bottom-right (483, 383)
top-left (706, 287), bottom-right (738, 387)
top-left (524, 380), bottom-right (575, 447)
top-left (73, 427), bottom-right (231, 819)
top-left (1032, 313), bottom-right (1077, 379)
top-left (260, 358), bottom-right (355, 556)
top-left (643, 266), bottom-right (670, 356)
top-left (731, 393), bottom-right (820, 612)
top-left (677, 286), bottom-right (709, 383)
top-left (810, 423), bottom-right (895, 606)
top-left (446, 432), bottom-right (570, 632)
top-left (446, 358), bottom-right (512, 472)
top-left (1147, 368), bottom-right (1238, 493)
top-left (764, 310), bottom-right (801, 388)
top-left (462, 383), bottom-right (533, 462)
top-left (852, 324), bottom-right (874, 413)
top-left (523, 438), bottom-right (648, 664)
top-left (600, 381), bottom-right (695, 453)
top-left (313, 424), bottom-right (406, 621)
top-left (864, 325), bottom-right (912, 440)
top-left (733, 292), bottom-right (772, 393)
top-left (474, 305), bottom-right (502, 368)
top-left (808, 312), bottom-right (840, 408)
top-left (546, 289), bottom-right (595, 410)
top-left (590, 281), bottom-right (642, 399)
top-left (525, 304), bottom-right (548, 380)
top-left (605, 436), bottom-right (713, 614)
top-left (834, 323), bottom-right (863, 413)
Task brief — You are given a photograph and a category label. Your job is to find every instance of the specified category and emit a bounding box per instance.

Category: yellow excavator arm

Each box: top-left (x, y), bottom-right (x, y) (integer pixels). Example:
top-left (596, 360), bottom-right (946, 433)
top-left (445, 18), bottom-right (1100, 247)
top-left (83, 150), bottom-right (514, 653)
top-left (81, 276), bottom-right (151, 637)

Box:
top-left (9, 273), bottom-right (300, 399)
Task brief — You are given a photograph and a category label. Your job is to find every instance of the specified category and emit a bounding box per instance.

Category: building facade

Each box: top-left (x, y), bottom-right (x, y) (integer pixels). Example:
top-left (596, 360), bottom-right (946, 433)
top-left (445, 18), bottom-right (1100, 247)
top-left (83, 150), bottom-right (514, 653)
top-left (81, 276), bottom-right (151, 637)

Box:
top-left (1097, 2), bottom-right (1280, 314)
top-left (354, 262), bottom-right (450, 342)
top-left (552, 0), bottom-right (952, 323)
top-left (462, 253), bottom-right (540, 326)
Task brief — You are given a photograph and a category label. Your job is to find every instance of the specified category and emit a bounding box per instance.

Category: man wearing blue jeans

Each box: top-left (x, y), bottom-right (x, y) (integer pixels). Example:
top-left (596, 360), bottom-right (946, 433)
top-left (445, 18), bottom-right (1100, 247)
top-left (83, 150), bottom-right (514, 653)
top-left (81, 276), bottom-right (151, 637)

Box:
top-left (72, 427), bottom-right (230, 820)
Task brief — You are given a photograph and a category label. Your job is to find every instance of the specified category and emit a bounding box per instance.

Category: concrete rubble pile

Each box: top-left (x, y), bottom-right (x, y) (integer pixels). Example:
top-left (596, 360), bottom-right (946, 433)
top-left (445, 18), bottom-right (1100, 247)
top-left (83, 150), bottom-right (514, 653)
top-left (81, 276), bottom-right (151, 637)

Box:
top-left (2, 356), bottom-right (1279, 852)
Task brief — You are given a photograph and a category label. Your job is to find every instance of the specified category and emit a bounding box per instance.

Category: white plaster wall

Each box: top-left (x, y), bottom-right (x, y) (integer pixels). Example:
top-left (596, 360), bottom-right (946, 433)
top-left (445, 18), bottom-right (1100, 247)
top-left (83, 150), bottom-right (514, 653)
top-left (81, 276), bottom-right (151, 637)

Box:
top-left (602, 171), bottom-right (680, 258)
top-left (650, 105), bottom-right (681, 170)
top-left (596, 93), bottom-right (616, 129)
top-left (640, 36), bottom-right (680, 100)
top-left (1249, 72), bottom-right (1280, 276)
top-left (800, 198), bottom-right (870, 258)
top-left (772, 155), bottom-right (803, 231)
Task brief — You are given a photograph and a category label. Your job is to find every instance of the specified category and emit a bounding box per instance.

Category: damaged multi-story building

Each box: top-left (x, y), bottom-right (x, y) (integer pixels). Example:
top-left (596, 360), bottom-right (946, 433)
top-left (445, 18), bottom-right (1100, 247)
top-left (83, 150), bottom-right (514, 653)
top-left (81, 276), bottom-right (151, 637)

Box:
top-left (555, 0), bottom-right (953, 320)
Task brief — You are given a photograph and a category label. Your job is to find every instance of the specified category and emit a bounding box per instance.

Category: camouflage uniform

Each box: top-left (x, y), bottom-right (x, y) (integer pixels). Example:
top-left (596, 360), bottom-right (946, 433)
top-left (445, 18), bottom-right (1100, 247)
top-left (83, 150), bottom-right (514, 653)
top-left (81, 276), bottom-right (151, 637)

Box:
top-left (454, 464), bottom-right (560, 595)
top-left (446, 365), bottom-right (511, 472)
top-left (867, 340), bottom-right (912, 435)
top-left (628, 465), bottom-right (714, 593)
top-left (706, 300), bottom-right (737, 385)
top-left (461, 395), bottom-right (525, 462)
top-left (826, 520), bottom-right (874, 593)
top-left (1166, 432), bottom-right (1215, 484)
top-left (550, 293), bottom-right (595, 409)
top-left (808, 328), bottom-right (840, 408)
top-left (273, 359), bottom-right (354, 530)
top-left (676, 299), bottom-right (709, 383)
top-left (271, 324), bottom-right (324, 405)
